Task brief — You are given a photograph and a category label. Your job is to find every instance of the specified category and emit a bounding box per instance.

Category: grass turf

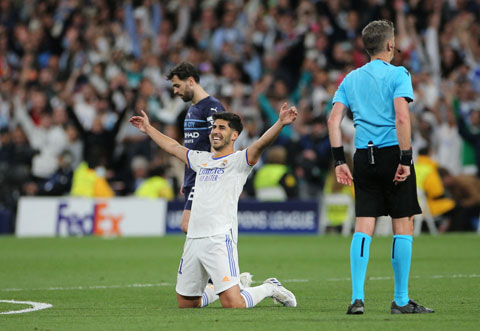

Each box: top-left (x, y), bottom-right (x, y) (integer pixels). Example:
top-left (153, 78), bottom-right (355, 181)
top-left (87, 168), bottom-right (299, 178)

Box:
top-left (0, 234), bottom-right (479, 330)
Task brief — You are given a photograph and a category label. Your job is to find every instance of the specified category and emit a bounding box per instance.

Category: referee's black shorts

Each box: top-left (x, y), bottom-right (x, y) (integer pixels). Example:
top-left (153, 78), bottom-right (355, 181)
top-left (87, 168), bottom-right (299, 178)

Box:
top-left (353, 145), bottom-right (422, 219)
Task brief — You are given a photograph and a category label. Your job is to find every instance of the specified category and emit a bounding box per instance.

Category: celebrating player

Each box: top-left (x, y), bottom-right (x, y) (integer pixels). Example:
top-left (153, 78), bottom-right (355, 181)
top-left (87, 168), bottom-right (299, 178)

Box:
top-left (129, 103), bottom-right (298, 308)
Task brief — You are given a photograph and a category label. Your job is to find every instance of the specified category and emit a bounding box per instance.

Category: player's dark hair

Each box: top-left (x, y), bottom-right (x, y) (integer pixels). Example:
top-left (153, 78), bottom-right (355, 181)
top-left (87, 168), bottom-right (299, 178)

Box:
top-left (213, 112), bottom-right (243, 135)
top-left (362, 20), bottom-right (394, 56)
top-left (166, 62), bottom-right (200, 82)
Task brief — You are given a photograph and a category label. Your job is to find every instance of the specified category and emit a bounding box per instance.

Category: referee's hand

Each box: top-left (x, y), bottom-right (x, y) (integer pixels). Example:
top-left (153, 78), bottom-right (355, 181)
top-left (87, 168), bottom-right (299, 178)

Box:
top-left (335, 164), bottom-right (353, 186)
top-left (393, 164), bottom-right (411, 185)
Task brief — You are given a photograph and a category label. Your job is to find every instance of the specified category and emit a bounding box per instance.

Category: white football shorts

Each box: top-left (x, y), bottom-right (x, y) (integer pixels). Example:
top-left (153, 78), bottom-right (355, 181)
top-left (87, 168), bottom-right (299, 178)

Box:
top-left (176, 231), bottom-right (240, 296)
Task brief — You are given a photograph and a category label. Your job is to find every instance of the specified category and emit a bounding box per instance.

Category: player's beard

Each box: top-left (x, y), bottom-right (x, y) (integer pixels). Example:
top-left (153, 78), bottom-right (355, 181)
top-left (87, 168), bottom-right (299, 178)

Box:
top-left (181, 87), bottom-right (194, 102)
top-left (211, 134), bottom-right (231, 151)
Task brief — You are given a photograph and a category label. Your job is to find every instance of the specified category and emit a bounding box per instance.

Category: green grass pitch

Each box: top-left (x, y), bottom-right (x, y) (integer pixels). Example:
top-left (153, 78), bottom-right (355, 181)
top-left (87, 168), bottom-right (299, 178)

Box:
top-left (1, 234), bottom-right (479, 330)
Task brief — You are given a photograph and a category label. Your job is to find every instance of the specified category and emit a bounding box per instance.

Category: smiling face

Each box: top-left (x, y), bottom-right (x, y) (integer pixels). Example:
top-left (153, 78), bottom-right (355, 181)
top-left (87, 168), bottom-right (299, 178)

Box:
top-left (209, 119), bottom-right (238, 151)
top-left (170, 75), bottom-right (194, 102)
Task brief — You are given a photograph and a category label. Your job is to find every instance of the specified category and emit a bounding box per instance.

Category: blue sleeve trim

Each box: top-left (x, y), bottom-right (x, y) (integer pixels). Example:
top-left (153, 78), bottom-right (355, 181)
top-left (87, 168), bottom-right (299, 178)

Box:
top-left (245, 149), bottom-right (254, 166)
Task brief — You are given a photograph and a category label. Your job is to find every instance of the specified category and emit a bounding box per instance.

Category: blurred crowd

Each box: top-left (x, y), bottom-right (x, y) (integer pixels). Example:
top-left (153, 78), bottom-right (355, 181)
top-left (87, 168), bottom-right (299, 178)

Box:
top-left (0, 0), bottom-right (479, 232)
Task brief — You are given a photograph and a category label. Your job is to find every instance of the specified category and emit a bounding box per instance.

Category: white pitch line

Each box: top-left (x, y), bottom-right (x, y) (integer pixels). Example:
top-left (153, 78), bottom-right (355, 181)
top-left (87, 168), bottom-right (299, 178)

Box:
top-left (327, 273), bottom-right (480, 282)
top-left (0, 300), bottom-right (52, 315)
top-left (0, 279), bottom-right (308, 293)
top-left (0, 283), bottom-right (172, 292)
top-left (1, 274), bottom-right (478, 293)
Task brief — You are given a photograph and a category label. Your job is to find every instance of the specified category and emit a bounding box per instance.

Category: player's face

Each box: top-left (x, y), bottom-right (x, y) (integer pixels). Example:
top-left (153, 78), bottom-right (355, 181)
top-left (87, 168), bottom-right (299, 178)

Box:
top-left (210, 119), bottom-right (236, 151)
top-left (171, 75), bottom-right (194, 102)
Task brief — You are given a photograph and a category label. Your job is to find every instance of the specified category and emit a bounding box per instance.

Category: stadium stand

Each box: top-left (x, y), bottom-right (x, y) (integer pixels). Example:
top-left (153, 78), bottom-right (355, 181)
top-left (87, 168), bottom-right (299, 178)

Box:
top-left (0, 0), bottom-right (479, 233)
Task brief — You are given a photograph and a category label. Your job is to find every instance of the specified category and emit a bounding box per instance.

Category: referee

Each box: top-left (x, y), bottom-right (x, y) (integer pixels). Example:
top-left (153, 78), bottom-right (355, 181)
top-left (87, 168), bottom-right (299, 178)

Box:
top-left (327, 20), bottom-right (434, 315)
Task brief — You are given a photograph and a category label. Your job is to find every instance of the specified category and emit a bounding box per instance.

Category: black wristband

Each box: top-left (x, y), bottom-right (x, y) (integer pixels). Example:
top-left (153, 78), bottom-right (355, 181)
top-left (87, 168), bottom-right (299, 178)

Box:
top-left (332, 146), bottom-right (346, 167)
top-left (400, 148), bottom-right (413, 166)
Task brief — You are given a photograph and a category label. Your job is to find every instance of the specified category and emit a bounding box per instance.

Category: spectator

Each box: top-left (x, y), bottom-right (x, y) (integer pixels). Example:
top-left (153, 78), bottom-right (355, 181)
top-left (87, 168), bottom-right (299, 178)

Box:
top-left (294, 115), bottom-right (331, 197)
top-left (37, 150), bottom-right (74, 196)
top-left (415, 145), bottom-right (456, 230)
top-left (70, 148), bottom-right (114, 198)
top-left (253, 145), bottom-right (297, 201)
top-left (235, 115), bottom-right (260, 152)
top-left (0, 125), bottom-right (36, 213)
top-left (431, 93), bottom-right (462, 175)
top-left (128, 155), bottom-right (149, 193)
top-left (457, 107), bottom-right (480, 177)
top-left (211, 2), bottom-right (244, 61)
top-left (439, 167), bottom-right (480, 232)
top-left (135, 166), bottom-right (174, 200)
top-left (13, 96), bottom-right (67, 181)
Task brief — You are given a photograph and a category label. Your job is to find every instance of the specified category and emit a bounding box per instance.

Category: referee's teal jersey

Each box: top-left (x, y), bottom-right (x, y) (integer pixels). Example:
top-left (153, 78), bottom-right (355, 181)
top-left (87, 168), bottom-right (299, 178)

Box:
top-left (332, 59), bottom-right (414, 149)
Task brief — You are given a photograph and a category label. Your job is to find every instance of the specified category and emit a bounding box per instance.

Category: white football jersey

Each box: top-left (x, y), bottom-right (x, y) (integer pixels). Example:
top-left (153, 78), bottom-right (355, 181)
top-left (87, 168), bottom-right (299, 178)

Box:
top-left (186, 149), bottom-right (254, 241)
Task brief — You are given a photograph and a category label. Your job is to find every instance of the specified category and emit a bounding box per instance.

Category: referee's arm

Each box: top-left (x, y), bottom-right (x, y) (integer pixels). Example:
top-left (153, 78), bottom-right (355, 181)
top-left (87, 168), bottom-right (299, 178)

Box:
top-left (393, 97), bottom-right (412, 184)
top-left (328, 102), bottom-right (347, 148)
top-left (328, 102), bottom-right (353, 186)
top-left (394, 97), bottom-right (412, 151)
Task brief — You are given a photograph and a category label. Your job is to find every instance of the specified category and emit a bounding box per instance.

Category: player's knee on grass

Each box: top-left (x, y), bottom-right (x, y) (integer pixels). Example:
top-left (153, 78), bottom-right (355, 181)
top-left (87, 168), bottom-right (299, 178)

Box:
top-left (219, 285), bottom-right (246, 308)
top-left (176, 293), bottom-right (202, 308)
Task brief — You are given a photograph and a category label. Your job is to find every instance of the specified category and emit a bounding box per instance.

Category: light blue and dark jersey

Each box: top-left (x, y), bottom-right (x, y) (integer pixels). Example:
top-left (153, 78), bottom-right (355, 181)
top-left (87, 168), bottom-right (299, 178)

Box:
top-left (332, 59), bottom-right (414, 149)
top-left (183, 96), bottom-right (225, 187)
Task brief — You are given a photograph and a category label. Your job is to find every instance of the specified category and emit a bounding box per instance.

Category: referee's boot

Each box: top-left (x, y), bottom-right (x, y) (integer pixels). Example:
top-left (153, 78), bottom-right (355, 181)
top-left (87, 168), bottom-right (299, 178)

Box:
top-left (346, 299), bottom-right (364, 314)
top-left (391, 300), bottom-right (434, 314)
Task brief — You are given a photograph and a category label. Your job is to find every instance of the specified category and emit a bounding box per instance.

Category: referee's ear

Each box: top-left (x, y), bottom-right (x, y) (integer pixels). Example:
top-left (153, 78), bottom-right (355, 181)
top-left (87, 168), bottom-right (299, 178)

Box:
top-left (386, 40), bottom-right (393, 52)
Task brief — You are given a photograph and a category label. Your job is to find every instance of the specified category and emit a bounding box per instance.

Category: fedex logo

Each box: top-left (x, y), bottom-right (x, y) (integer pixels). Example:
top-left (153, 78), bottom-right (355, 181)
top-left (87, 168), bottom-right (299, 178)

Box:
top-left (56, 201), bottom-right (123, 236)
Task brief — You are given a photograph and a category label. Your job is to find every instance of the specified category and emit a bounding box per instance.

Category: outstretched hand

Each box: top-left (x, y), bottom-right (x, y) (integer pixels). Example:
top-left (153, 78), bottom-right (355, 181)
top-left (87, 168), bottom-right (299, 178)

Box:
top-left (278, 102), bottom-right (298, 126)
top-left (129, 110), bottom-right (150, 133)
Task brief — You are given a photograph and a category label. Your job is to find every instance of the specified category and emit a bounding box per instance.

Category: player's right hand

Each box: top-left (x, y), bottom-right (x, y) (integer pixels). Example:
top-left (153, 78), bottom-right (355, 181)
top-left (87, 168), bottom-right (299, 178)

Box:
top-left (335, 164), bottom-right (353, 186)
top-left (129, 110), bottom-right (150, 133)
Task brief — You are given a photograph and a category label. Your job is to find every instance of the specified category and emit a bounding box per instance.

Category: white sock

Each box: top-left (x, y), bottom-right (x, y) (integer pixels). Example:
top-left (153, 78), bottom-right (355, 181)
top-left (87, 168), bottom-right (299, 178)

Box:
top-left (201, 283), bottom-right (219, 308)
top-left (240, 284), bottom-right (274, 308)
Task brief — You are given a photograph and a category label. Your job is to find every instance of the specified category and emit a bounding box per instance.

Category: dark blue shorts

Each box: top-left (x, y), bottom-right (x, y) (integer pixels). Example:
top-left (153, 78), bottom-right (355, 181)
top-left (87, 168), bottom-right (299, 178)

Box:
top-left (183, 186), bottom-right (194, 211)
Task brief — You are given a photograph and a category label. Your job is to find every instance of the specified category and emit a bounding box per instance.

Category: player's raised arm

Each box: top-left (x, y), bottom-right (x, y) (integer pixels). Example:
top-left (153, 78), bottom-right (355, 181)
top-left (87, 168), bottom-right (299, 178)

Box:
top-left (129, 110), bottom-right (189, 164)
top-left (246, 102), bottom-right (297, 165)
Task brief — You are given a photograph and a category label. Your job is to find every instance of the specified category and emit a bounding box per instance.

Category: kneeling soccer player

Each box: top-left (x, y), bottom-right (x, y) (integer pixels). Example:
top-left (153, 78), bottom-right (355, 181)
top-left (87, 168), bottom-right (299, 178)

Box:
top-left (130, 103), bottom-right (298, 308)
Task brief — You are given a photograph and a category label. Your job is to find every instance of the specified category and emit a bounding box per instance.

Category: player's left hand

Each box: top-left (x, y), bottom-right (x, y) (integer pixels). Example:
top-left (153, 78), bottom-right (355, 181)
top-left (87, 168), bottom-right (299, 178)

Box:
top-left (278, 102), bottom-right (298, 125)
